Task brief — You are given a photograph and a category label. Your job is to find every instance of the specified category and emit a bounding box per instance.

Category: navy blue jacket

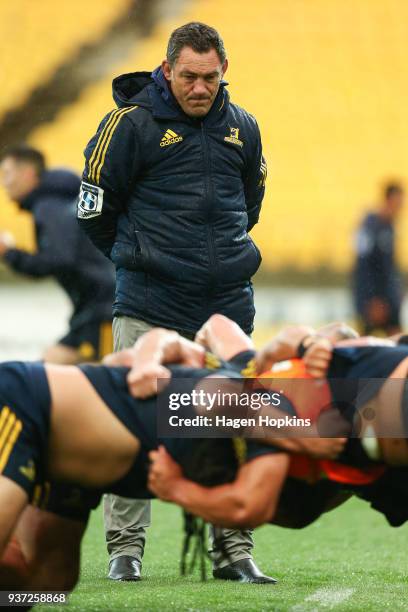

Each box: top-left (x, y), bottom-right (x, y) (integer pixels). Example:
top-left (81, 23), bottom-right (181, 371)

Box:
top-left (78, 68), bottom-right (266, 335)
top-left (5, 169), bottom-right (115, 329)
top-left (352, 212), bottom-right (402, 314)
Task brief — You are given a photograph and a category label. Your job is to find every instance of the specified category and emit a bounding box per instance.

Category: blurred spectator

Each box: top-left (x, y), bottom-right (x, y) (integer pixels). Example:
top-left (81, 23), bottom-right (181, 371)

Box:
top-left (0, 145), bottom-right (115, 363)
top-left (352, 182), bottom-right (404, 335)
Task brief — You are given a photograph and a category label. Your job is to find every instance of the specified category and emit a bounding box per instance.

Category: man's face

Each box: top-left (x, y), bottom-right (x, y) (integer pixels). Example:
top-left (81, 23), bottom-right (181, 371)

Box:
top-left (386, 191), bottom-right (404, 220)
top-left (0, 157), bottom-right (39, 202)
top-left (162, 46), bottom-right (228, 118)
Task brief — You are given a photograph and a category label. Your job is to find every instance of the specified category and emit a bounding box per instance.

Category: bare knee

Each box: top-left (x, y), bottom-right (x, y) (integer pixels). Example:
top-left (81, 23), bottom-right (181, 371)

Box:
top-left (0, 537), bottom-right (29, 589)
top-left (13, 507), bottom-right (85, 592)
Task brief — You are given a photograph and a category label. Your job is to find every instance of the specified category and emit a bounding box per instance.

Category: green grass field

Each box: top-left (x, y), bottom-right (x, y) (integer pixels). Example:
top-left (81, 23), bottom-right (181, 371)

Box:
top-left (37, 497), bottom-right (408, 612)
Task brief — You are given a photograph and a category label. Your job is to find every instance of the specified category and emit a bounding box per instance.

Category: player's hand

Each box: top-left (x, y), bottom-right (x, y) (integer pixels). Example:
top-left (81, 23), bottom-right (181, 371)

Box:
top-left (194, 324), bottom-right (208, 348)
top-left (148, 446), bottom-right (183, 500)
top-left (255, 325), bottom-right (316, 373)
top-left (0, 231), bottom-right (15, 256)
top-left (303, 338), bottom-right (333, 378)
top-left (177, 339), bottom-right (206, 368)
top-left (103, 348), bottom-right (135, 367)
top-left (103, 349), bottom-right (171, 398)
top-left (127, 362), bottom-right (171, 398)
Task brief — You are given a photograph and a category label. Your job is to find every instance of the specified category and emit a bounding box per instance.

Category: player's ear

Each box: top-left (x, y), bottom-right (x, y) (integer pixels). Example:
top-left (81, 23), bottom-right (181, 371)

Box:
top-left (162, 60), bottom-right (171, 80)
top-left (221, 58), bottom-right (228, 77)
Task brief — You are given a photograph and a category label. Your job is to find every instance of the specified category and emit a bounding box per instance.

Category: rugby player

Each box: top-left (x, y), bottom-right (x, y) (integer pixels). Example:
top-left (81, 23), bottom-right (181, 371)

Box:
top-left (2, 314), bottom-right (405, 593)
top-left (146, 316), bottom-right (408, 531)
top-left (0, 319), bottom-right (334, 592)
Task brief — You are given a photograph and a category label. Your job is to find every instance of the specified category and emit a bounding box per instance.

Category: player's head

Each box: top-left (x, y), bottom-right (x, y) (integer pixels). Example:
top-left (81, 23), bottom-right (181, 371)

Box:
top-left (179, 438), bottom-right (243, 579)
top-left (0, 145), bottom-right (46, 202)
top-left (162, 22), bottom-right (228, 118)
top-left (382, 181), bottom-right (404, 220)
top-left (183, 438), bottom-right (243, 487)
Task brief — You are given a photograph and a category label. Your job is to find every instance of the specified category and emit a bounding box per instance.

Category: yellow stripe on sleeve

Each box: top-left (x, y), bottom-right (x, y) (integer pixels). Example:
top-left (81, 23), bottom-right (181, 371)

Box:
top-left (91, 108), bottom-right (129, 182)
top-left (94, 107), bottom-right (135, 184)
top-left (87, 109), bottom-right (121, 182)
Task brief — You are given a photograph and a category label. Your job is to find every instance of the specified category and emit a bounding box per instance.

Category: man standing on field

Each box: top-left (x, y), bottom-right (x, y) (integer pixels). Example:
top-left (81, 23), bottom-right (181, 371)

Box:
top-left (78, 22), bottom-right (270, 584)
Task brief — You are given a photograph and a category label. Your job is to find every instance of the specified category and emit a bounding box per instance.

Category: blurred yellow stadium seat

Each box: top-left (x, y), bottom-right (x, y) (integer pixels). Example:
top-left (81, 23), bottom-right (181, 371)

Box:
top-left (22, 0), bottom-right (408, 271)
top-left (0, 0), bottom-right (132, 118)
top-left (0, 0), bottom-right (132, 249)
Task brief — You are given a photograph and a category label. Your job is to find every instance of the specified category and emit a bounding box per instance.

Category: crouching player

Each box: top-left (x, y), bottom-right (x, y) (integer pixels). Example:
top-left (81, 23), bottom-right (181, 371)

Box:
top-left (145, 316), bottom-right (408, 533)
top-left (0, 359), bottom-right (292, 591)
top-left (0, 316), bottom-right (349, 593)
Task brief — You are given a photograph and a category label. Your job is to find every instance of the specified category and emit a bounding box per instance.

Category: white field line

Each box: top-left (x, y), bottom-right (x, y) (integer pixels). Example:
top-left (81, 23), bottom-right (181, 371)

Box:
top-left (291, 587), bottom-right (355, 611)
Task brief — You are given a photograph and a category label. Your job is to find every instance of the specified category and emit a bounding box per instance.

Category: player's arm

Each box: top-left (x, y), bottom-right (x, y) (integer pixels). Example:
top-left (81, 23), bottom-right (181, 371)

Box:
top-left (243, 118), bottom-right (266, 231)
top-left (148, 446), bottom-right (289, 528)
top-left (304, 333), bottom-right (395, 379)
top-left (255, 325), bottom-right (317, 373)
top-left (77, 110), bottom-right (140, 258)
top-left (104, 328), bottom-right (205, 398)
top-left (256, 321), bottom-right (358, 378)
top-left (1, 200), bottom-right (78, 277)
top-left (255, 322), bottom-right (358, 375)
top-left (388, 332), bottom-right (408, 345)
top-left (194, 314), bottom-right (254, 361)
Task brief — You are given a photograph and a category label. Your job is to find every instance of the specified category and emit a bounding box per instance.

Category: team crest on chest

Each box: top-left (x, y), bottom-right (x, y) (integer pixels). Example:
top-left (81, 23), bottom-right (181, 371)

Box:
top-left (224, 127), bottom-right (244, 148)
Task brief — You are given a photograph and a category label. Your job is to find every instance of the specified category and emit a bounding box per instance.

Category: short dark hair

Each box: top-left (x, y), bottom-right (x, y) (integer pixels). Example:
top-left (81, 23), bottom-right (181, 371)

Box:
top-left (167, 22), bottom-right (226, 67)
top-left (0, 145), bottom-right (46, 176)
top-left (384, 181), bottom-right (404, 200)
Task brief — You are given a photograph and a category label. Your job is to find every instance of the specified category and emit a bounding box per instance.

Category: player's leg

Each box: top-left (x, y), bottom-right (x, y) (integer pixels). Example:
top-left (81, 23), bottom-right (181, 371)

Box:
top-left (12, 505), bottom-right (86, 591)
top-left (0, 476), bottom-right (28, 586)
top-left (0, 367), bottom-right (44, 584)
top-left (45, 364), bottom-right (140, 487)
top-left (7, 482), bottom-right (100, 591)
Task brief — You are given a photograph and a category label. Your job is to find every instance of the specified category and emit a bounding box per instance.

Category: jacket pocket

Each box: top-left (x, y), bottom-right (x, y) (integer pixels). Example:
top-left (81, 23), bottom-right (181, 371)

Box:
top-left (217, 237), bottom-right (262, 283)
top-left (132, 230), bottom-right (148, 268)
top-left (111, 230), bottom-right (150, 271)
top-left (248, 236), bottom-right (262, 269)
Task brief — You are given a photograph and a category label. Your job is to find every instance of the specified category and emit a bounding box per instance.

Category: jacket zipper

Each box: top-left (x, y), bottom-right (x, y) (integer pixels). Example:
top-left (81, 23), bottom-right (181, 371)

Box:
top-left (200, 122), bottom-right (217, 287)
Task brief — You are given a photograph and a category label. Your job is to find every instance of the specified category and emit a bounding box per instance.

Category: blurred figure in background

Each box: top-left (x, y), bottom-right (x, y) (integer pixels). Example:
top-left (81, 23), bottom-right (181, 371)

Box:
top-left (352, 181), bottom-right (404, 336)
top-left (0, 145), bottom-right (115, 363)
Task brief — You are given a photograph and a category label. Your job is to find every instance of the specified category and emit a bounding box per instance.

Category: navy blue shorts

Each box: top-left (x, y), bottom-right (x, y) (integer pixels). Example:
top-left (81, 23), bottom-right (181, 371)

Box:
top-left (30, 480), bottom-right (102, 523)
top-left (0, 362), bottom-right (102, 522)
top-left (59, 320), bottom-right (113, 360)
top-left (0, 362), bottom-right (50, 500)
